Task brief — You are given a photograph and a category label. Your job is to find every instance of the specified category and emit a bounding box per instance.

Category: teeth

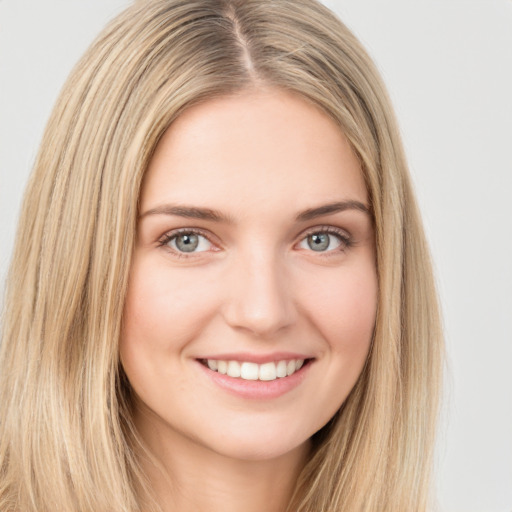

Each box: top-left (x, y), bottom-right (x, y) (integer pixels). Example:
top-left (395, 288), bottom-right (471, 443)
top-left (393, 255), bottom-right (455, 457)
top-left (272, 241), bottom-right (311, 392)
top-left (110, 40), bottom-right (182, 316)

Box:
top-left (227, 360), bottom-right (241, 378)
top-left (240, 362), bottom-right (259, 380)
top-left (259, 362), bottom-right (277, 381)
top-left (205, 358), bottom-right (306, 381)
top-left (276, 360), bottom-right (287, 378)
top-left (217, 360), bottom-right (227, 375)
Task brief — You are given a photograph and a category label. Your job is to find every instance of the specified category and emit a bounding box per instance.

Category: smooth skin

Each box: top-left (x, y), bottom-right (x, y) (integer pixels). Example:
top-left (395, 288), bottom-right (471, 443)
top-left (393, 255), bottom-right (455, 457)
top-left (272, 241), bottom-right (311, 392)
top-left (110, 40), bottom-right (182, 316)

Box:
top-left (120, 87), bottom-right (377, 512)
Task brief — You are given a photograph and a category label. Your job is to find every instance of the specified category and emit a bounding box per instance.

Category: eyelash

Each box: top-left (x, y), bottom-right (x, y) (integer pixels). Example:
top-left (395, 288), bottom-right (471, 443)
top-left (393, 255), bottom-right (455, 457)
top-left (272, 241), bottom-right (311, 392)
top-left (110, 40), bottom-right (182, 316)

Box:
top-left (157, 226), bottom-right (352, 257)
top-left (158, 228), bottom-right (215, 257)
top-left (300, 226), bottom-right (353, 252)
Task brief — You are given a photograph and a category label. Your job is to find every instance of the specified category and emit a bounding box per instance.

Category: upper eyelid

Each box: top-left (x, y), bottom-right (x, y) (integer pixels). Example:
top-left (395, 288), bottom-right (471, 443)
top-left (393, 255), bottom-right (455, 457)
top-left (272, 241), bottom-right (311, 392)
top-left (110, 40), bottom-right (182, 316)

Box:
top-left (298, 225), bottom-right (351, 239)
top-left (160, 227), bottom-right (214, 242)
top-left (159, 224), bottom-right (349, 236)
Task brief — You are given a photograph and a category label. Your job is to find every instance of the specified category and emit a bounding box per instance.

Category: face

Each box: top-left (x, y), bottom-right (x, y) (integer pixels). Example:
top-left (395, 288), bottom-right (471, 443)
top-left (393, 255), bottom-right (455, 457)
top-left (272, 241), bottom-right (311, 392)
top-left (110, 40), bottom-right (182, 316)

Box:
top-left (120, 88), bottom-right (377, 463)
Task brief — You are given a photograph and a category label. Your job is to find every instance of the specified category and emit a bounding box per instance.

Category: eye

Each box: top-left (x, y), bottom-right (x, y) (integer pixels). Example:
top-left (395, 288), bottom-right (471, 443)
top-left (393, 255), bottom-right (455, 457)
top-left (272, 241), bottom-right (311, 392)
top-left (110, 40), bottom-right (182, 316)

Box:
top-left (162, 230), bottom-right (214, 254)
top-left (297, 229), bottom-right (350, 252)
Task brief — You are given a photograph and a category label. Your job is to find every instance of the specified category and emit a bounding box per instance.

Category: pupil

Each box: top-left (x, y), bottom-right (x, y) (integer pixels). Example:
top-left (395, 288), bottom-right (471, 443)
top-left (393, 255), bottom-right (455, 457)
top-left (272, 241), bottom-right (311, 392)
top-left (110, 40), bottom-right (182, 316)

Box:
top-left (176, 233), bottom-right (198, 252)
top-left (308, 233), bottom-right (329, 251)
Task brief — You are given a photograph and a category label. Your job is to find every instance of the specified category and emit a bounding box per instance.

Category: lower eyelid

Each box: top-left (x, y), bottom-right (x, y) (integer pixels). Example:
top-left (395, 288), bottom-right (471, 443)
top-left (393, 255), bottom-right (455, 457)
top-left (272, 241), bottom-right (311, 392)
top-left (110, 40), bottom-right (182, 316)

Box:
top-left (298, 235), bottom-right (347, 251)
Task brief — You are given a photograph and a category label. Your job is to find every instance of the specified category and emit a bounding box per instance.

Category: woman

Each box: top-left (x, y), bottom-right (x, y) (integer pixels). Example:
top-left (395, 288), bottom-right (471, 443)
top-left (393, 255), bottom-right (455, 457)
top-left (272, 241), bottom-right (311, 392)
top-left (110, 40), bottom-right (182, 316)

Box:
top-left (0, 0), bottom-right (443, 511)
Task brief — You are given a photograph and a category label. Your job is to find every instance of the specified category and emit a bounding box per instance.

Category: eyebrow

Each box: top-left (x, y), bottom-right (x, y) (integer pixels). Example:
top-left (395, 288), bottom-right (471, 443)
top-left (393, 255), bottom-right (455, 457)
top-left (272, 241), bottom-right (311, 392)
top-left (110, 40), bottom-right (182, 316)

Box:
top-left (139, 205), bottom-right (232, 222)
top-left (139, 200), bottom-right (370, 223)
top-left (295, 200), bottom-right (370, 221)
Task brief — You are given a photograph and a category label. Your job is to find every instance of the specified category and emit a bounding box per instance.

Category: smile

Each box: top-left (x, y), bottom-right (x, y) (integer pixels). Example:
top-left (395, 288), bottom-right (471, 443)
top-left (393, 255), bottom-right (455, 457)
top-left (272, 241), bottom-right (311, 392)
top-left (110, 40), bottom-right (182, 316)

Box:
top-left (201, 359), bottom-right (306, 381)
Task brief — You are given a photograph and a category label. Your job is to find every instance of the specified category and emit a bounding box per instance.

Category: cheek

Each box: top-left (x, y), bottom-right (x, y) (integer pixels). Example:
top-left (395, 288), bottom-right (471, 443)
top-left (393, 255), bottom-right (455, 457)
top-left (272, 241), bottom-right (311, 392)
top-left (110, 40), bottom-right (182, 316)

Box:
top-left (303, 263), bottom-right (377, 355)
top-left (302, 264), bottom-right (377, 424)
top-left (120, 257), bottom-right (222, 370)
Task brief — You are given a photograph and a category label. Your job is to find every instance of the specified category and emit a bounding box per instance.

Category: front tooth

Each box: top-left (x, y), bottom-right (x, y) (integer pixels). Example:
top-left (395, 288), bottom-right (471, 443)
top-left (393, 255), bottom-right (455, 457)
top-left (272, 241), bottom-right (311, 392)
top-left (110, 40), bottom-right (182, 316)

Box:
top-left (227, 360), bottom-right (241, 378)
top-left (286, 360), bottom-right (296, 376)
top-left (217, 360), bottom-right (228, 374)
top-left (240, 362), bottom-right (259, 380)
top-left (276, 360), bottom-right (287, 378)
top-left (295, 359), bottom-right (304, 370)
top-left (207, 359), bottom-right (218, 371)
top-left (259, 362), bottom-right (277, 381)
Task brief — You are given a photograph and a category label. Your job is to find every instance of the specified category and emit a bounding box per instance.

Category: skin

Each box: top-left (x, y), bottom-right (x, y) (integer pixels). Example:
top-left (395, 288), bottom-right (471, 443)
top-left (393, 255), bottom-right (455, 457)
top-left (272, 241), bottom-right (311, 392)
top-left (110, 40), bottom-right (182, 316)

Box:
top-left (120, 87), bottom-right (377, 512)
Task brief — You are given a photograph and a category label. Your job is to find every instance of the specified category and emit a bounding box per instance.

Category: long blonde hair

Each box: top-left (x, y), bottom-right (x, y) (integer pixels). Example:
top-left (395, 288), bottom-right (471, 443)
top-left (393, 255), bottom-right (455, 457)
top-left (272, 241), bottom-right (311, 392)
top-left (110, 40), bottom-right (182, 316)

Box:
top-left (0, 0), bottom-right (443, 510)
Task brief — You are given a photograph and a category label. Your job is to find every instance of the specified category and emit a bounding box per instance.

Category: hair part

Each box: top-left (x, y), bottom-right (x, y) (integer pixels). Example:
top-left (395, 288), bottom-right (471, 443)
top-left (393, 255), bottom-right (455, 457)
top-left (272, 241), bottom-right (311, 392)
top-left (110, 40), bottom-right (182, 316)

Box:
top-left (0, 1), bottom-right (443, 510)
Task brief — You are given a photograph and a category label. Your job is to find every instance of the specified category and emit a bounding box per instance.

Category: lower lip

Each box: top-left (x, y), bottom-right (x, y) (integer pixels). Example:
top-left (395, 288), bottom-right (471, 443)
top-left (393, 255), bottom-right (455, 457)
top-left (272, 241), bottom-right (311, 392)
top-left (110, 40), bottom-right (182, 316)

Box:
top-left (196, 360), bottom-right (312, 400)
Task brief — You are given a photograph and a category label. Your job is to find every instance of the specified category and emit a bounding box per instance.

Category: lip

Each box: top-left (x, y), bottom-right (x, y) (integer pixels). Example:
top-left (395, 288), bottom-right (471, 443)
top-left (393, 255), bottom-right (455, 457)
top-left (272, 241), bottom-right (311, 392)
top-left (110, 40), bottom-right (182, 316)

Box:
top-left (194, 351), bottom-right (312, 364)
top-left (195, 357), bottom-right (313, 400)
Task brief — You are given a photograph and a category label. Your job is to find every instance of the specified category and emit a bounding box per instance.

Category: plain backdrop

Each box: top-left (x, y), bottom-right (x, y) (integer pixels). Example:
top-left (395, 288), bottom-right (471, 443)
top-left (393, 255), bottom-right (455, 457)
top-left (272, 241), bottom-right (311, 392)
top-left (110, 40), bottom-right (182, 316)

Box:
top-left (1, 1), bottom-right (511, 511)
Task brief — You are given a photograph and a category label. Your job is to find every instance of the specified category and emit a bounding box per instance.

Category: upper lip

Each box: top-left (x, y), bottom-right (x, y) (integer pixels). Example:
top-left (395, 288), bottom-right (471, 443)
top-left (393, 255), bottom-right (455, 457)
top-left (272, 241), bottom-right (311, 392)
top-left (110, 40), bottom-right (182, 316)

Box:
top-left (195, 352), bottom-right (313, 364)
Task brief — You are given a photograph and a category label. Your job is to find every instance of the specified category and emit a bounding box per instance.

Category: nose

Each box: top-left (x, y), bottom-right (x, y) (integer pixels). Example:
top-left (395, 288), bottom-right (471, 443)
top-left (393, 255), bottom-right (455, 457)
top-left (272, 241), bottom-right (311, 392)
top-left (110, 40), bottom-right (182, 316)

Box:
top-left (221, 250), bottom-right (296, 338)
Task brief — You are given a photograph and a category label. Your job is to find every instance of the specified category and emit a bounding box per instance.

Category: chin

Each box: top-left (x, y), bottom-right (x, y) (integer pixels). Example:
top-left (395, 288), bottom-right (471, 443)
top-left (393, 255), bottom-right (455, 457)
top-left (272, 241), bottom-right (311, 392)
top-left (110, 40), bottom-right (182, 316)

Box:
top-left (194, 421), bottom-right (314, 463)
top-left (211, 439), bottom-right (310, 464)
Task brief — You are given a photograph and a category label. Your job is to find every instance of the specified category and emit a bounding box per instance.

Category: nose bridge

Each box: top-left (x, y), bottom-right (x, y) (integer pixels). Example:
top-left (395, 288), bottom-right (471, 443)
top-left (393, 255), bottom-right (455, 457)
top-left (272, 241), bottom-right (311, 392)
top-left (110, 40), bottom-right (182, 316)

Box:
top-left (223, 244), bottom-right (295, 337)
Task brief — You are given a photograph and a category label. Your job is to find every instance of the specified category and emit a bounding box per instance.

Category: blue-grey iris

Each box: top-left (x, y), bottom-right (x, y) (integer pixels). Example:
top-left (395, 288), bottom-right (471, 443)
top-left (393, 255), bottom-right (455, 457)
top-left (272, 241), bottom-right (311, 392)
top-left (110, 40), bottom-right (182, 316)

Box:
top-left (307, 233), bottom-right (330, 251)
top-left (175, 233), bottom-right (199, 252)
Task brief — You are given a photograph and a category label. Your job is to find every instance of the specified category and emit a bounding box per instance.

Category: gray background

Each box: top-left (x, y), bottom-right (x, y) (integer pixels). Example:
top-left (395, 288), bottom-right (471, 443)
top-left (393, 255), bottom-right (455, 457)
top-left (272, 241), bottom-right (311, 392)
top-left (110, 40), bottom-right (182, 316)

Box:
top-left (1, 1), bottom-right (511, 510)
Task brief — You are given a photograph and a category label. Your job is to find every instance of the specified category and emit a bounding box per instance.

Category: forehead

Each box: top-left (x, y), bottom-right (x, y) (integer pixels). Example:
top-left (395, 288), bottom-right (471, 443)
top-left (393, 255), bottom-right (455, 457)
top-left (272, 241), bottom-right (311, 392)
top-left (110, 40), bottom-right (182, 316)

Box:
top-left (141, 88), bottom-right (367, 216)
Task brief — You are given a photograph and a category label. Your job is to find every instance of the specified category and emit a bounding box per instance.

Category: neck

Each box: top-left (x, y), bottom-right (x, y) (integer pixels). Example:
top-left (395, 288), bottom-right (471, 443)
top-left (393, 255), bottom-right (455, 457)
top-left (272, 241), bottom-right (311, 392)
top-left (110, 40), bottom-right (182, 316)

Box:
top-left (133, 406), bottom-right (310, 512)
